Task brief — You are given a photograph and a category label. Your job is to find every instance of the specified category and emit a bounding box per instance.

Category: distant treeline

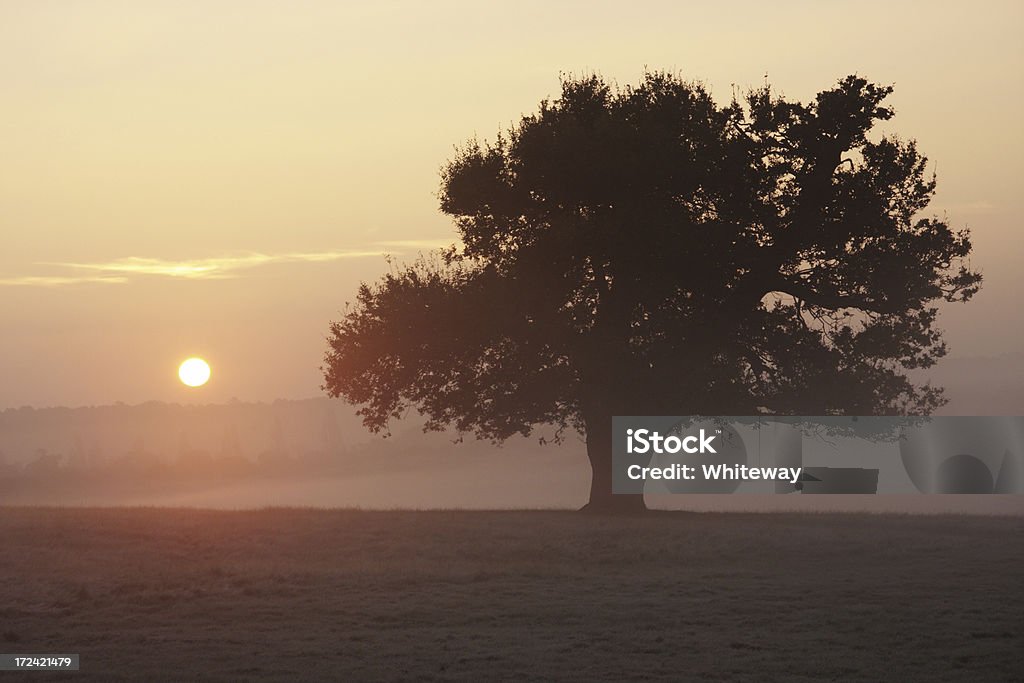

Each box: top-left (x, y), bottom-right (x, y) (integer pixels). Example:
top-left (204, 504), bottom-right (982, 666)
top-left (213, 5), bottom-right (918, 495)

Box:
top-left (0, 398), bottom-right (368, 467)
top-left (0, 399), bottom-right (556, 503)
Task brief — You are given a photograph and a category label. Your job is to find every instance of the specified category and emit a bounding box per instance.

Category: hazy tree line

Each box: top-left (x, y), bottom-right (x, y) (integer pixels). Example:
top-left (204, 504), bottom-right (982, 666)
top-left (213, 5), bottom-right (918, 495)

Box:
top-left (0, 399), bottom-right (511, 502)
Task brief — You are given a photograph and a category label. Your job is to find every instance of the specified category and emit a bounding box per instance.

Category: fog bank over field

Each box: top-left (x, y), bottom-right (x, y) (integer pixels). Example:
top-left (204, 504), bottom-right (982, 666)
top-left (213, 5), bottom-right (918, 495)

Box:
top-left (0, 399), bottom-right (1021, 514)
top-left (0, 398), bottom-right (370, 466)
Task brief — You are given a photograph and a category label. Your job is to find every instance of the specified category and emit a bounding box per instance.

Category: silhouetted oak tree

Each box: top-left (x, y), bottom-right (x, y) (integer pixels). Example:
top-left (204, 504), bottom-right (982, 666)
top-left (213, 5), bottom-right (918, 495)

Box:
top-left (324, 73), bottom-right (980, 512)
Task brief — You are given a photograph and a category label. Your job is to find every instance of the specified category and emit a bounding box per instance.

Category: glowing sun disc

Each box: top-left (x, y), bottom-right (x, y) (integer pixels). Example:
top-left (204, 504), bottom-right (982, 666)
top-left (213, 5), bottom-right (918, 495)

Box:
top-left (178, 357), bottom-right (211, 387)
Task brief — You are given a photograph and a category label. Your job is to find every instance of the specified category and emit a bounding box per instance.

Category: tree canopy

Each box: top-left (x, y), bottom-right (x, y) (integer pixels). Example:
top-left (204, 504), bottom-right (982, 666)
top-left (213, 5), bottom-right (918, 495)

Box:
top-left (323, 72), bottom-right (980, 510)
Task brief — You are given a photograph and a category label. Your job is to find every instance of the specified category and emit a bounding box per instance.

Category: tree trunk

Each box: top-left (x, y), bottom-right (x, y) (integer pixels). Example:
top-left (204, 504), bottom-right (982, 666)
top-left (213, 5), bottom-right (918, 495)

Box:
top-left (580, 416), bottom-right (647, 513)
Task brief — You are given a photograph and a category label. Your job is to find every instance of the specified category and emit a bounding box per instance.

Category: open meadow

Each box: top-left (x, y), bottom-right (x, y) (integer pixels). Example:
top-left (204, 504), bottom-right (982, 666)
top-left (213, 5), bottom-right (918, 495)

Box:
top-left (0, 508), bottom-right (1021, 682)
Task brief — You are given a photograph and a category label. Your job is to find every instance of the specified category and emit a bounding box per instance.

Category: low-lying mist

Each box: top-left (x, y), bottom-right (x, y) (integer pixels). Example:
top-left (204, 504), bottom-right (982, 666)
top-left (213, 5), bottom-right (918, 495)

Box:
top-left (1, 399), bottom-right (1020, 515)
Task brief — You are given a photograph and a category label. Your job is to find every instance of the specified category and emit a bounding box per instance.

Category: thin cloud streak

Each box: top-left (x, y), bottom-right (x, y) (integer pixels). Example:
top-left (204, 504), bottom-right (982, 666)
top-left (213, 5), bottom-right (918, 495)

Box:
top-left (2, 240), bottom-right (454, 287)
top-left (0, 275), bottom-right (129, 287)
top-left (48, 251), bottom-right (384, 279)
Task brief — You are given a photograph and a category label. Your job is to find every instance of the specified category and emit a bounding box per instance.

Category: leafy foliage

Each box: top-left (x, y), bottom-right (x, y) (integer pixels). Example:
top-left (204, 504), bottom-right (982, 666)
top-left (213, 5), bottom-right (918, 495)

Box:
top-left (324, 73), bottom-right (980, 444)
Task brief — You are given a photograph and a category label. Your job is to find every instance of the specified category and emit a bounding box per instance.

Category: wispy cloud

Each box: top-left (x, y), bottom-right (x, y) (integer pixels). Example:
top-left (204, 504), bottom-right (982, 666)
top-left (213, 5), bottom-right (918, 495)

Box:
top-left (47, 251), bottom-right (384, 280)
top-left (0, 275), bottom-right (129, 287)
top-left (1, 240), bottom-right (453, 287)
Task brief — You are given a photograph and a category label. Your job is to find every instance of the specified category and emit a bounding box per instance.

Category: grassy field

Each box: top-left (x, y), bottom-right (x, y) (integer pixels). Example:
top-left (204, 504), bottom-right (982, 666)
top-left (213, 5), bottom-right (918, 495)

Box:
top-left (0, 509), bottom-right (1021, 682)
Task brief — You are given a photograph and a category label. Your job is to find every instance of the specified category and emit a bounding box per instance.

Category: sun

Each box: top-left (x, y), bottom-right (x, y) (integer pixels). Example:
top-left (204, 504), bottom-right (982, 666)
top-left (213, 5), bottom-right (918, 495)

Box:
top-left (178, 357), bottom-right (211, 387)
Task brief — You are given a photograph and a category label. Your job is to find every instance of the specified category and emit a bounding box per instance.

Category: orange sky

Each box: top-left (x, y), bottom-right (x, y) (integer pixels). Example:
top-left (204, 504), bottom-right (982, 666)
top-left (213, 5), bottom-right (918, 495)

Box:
top-left (1, 1), bottom-right (1022, 409)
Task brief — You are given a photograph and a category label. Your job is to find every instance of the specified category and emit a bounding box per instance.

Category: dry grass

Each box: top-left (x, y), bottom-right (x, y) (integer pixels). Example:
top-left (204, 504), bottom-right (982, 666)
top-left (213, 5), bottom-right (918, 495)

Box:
top-left (0, 508), bottom-right (1021, 682)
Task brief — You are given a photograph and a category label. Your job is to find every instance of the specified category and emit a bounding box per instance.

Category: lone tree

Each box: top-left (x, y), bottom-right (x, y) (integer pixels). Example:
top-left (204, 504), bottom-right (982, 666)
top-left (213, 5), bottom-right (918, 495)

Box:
top-left (323, 73), bottom-right (980, 512)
